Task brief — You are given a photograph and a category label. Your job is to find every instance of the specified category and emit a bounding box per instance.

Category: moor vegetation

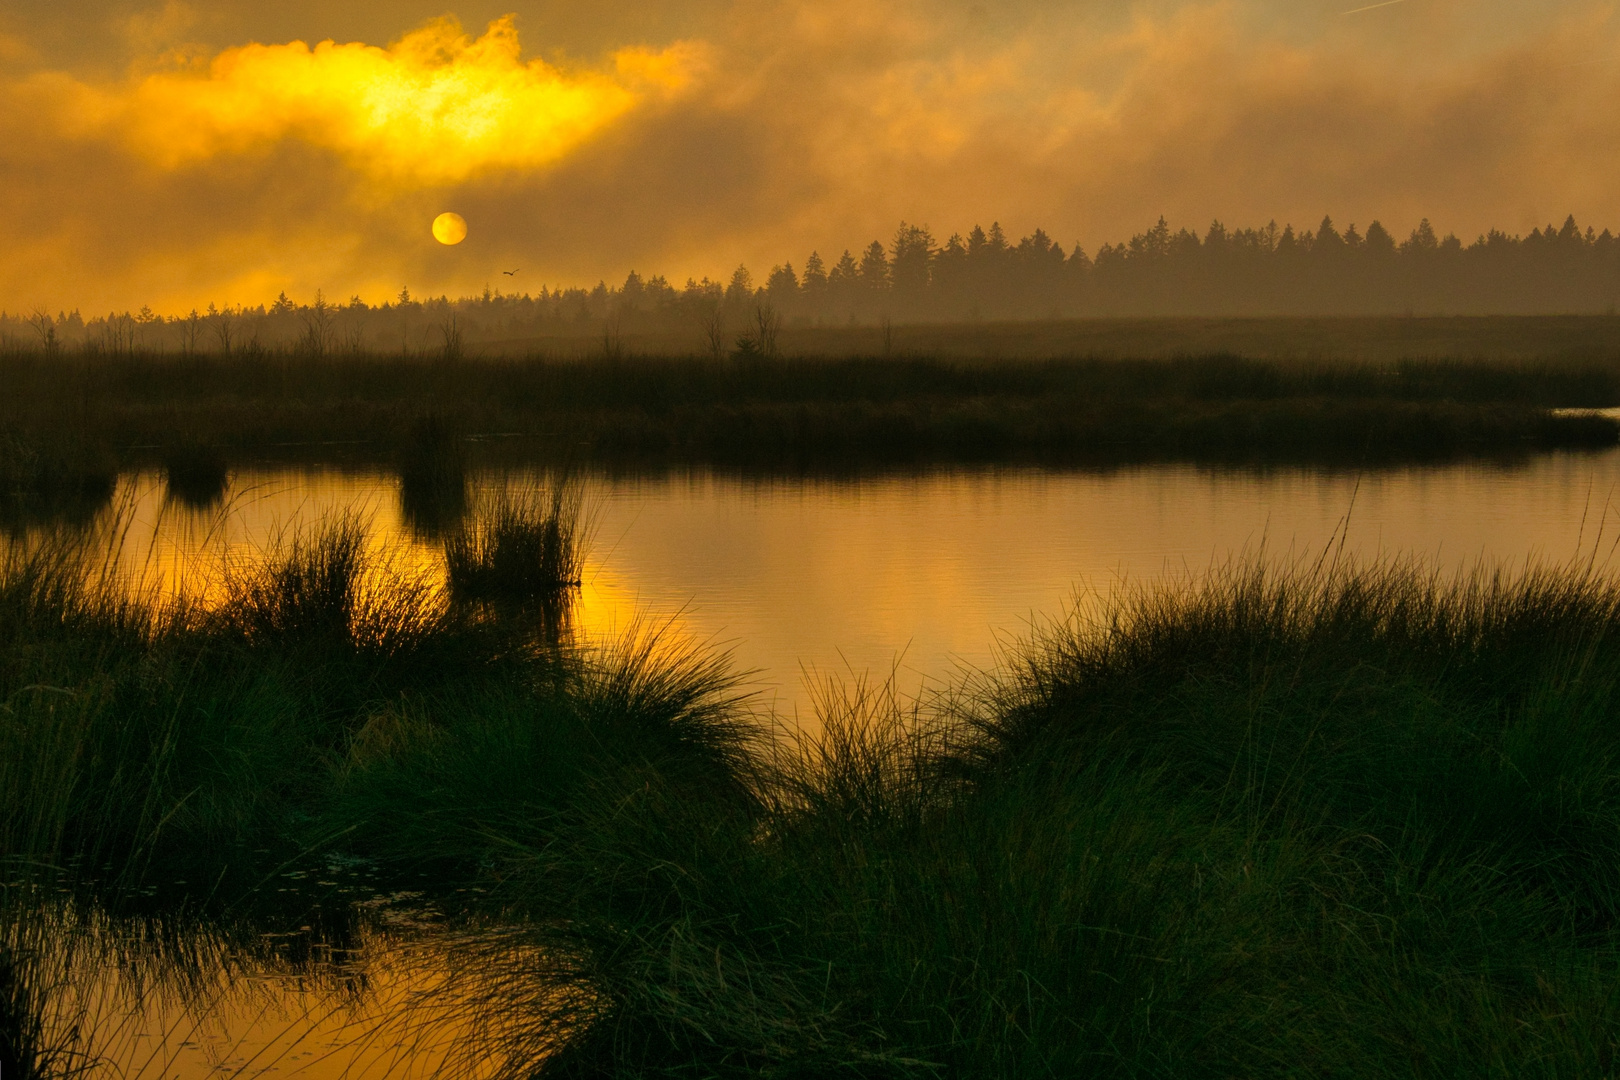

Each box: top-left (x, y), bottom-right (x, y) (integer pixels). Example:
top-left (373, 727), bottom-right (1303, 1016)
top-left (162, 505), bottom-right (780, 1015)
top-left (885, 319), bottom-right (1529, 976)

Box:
top-left (6, 505), bottom-right (1620, 1076)
top-left (3, 347), bottom-right (1619, 535)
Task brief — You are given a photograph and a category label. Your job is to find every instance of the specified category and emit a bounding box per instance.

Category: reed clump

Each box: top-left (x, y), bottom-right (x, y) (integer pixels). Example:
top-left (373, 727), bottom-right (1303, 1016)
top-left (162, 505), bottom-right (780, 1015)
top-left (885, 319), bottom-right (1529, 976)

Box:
top-left (161, 441), bottom-right (228, 509)
top-left (444, 482), bottom-right (586, 607)
top-left (397, 414), bottom-right (469, 539)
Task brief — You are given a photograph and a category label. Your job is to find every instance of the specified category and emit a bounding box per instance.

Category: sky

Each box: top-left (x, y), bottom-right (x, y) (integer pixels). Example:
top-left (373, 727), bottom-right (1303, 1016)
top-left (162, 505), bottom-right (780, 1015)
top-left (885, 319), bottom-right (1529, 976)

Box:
top-left (2, 0), bottom-right (1619, 313)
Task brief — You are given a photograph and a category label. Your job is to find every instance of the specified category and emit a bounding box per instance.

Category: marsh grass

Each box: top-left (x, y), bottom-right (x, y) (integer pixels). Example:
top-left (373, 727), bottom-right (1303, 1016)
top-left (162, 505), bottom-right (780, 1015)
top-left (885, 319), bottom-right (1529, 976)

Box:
top-left (0, 510), bottom-right (568, 898)
top-left (10, 514), bottom-right (1620, 1075)
top-left (161, 442), bottom-right (228, 509)
top-left (444, 480), bottom-right (587, 613)
top-left (215, 513), bottom-right (370, 643)
top-left (466, 558), bottom-right (1620, 1078)
top-left (398, 415), bottom-right (469, 539)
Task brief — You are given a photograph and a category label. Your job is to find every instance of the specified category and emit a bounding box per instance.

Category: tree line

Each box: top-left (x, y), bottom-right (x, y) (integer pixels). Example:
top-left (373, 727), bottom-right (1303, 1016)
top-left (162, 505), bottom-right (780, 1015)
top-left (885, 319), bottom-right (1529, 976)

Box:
top-left (4, 213), bottom-right (1618, 356)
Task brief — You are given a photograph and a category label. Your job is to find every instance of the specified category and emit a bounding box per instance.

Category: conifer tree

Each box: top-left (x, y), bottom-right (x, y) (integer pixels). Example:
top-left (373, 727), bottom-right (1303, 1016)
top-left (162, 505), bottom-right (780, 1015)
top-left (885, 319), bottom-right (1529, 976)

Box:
top-left (858, 241), bottom-right (890, 291)
top-left (802, 251), bottom-right (827, 293)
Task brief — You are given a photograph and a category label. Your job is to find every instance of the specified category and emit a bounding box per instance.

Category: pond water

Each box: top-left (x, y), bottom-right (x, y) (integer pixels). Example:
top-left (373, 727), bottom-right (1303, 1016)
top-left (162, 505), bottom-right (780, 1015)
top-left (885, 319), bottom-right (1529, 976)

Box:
top-left (18, 450), bottom-right (1620, 1077)
top-left (4, 886), bottom-right (541, 1080)
top-left (94, 450), bottom-right (1620, 721)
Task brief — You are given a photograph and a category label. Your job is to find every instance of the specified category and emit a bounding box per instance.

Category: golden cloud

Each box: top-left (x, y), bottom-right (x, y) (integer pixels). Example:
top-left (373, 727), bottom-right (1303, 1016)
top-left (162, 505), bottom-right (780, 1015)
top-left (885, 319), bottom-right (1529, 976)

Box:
top-left (52, 15), bottom-right (702, 185)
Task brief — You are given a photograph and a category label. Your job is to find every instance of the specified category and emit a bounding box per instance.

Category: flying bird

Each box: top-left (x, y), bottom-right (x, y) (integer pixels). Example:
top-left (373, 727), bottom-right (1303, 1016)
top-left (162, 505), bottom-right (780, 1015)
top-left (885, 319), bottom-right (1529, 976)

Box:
top-left (502, 268), bottom-right (520, 276)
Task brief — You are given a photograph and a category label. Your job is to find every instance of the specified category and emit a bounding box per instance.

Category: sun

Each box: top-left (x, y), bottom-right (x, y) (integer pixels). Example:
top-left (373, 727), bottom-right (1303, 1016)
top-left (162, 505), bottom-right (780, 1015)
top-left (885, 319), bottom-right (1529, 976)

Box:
top-left (432, 212), bottom-right (467, 245)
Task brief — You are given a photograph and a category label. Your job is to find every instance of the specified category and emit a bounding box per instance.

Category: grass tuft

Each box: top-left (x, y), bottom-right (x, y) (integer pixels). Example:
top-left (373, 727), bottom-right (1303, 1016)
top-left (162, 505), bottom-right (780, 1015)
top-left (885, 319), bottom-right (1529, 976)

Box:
top-left (216, 515), bottom-right (369, 644)
top-left (508, 557), bottom-right (1620, 1077)
top-left (398, 414), bottom-right (468, 539)
top-left (444, 481), bottom-right (586, 609)
top-left (161, 442), bottom-right (228, 509)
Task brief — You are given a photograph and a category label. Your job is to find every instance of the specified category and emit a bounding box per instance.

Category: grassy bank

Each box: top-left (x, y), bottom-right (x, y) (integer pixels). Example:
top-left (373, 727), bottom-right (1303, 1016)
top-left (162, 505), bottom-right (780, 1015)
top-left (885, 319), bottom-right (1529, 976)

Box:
top-left (6, 519), bottom-right (1620, 1075)
top-left (463, 558), bottom-right (1620, 1077)
top-left (2, 351), bottom-right (1618, 519)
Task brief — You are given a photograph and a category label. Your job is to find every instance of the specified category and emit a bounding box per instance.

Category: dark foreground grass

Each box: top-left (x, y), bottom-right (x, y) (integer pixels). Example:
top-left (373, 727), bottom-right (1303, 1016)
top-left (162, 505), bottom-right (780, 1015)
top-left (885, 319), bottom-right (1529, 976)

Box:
top-left (7, 523), bottom-right (1620, 1076)
top-left (454, 561), bottom-right (1620, 1078)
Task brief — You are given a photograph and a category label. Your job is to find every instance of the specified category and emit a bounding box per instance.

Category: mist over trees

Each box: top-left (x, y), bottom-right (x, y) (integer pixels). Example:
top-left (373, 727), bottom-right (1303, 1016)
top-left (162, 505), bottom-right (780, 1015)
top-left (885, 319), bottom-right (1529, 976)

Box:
top-left (5, 214), bottom-right (1619, 355)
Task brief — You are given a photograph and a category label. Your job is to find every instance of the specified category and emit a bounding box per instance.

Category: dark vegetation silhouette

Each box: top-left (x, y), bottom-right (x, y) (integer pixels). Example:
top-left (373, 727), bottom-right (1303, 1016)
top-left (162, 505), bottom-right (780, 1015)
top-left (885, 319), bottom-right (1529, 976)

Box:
top-left (0, 352), bottom-right (1614, 523)
top-left (397, 415), bottom-right (470, 540)
top-left (8, 517), bottom-right (1620, 1075)
top-left (10, 211), bottom-right (1620, 1074)
top-left (161, 441), bottom-right (228, 509)
top-left (6, 214), bottom-right (1619, 358)
top-left (443, 480), bottom-right (587, 641)
top-left (0, 427), bottom-right (114, 538)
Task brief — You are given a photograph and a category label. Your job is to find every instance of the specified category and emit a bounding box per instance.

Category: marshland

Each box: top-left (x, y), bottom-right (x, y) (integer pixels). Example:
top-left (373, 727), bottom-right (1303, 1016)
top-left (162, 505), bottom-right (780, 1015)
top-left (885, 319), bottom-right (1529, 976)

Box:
top-left (6, 322), bottom-right (1620, 499)
top-left (8, 312), bottom-right (1620, 1077)
top-left (10, 0), bottom-right (1620, 1061)
top-left (9, 486), bottom-right (1620, 1077)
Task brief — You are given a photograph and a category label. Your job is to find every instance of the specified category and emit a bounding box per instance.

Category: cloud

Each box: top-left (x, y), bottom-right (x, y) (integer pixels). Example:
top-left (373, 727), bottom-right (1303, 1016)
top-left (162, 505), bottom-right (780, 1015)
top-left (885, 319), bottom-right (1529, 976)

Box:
top-left (2, 0), bottom-right (1620, 312)
top-left (484, 0), bottom-right (1620, 281)
top-left (0, 29), bottom-right (34, 64)
top-left (690, 0), bottom-right (1620, 264)
top-left (120, 0), bottom-right (200, 57)
top-left (49, 15), bottom-right (702, 185)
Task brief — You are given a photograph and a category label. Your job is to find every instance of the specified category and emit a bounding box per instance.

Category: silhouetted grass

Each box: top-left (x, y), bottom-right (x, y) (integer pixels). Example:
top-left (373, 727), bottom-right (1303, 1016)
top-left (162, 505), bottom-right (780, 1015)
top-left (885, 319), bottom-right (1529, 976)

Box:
top-left (161, 441), bottom-right (228, 508)
top-left (9, 524), bottom-right (1620, 1075)
top-left (444, 482), bottom-right (585, 605)
top-left (0, 512), bottom-right (577, 895)
top-left (455, 559), bottom-right (1620, 1077)
top-left (397, 414), bottom-right (469, 539)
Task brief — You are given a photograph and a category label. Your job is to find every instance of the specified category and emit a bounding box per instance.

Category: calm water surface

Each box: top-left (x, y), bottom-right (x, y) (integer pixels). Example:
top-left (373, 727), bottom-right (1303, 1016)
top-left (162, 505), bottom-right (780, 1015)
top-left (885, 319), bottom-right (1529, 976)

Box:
top-left (108, 451), bottom-right (1620, 721)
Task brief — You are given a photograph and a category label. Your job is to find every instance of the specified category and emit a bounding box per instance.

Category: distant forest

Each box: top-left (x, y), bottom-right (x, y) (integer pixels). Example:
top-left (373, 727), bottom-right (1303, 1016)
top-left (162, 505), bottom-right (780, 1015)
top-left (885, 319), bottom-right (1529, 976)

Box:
top-left (5, 214), bottom-right (1619, 355)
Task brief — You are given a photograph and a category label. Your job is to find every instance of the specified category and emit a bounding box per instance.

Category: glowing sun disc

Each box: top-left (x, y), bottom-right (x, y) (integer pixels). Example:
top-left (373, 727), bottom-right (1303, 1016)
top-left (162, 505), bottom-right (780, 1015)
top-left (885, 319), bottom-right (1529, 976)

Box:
top-left (432, 212), bottom-right (467, 245)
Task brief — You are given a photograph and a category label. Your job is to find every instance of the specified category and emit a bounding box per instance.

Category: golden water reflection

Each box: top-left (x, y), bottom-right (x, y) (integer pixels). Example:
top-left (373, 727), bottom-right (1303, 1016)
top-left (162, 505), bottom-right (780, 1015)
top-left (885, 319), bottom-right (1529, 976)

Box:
top-left (12, 898), bottom-right (554, 1080)
top-left (84, 454), bottom-right (1620, 722)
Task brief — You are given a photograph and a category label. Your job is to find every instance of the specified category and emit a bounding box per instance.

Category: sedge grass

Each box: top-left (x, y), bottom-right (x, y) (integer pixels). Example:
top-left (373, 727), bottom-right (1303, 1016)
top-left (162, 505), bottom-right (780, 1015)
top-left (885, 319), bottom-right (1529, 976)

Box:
top-left (9, 522), bottom-right (1620, 1075)
top-left (469, 558), bottom-right (1620, 1077)
top-left (444, 481), bottom-right (587, 606)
